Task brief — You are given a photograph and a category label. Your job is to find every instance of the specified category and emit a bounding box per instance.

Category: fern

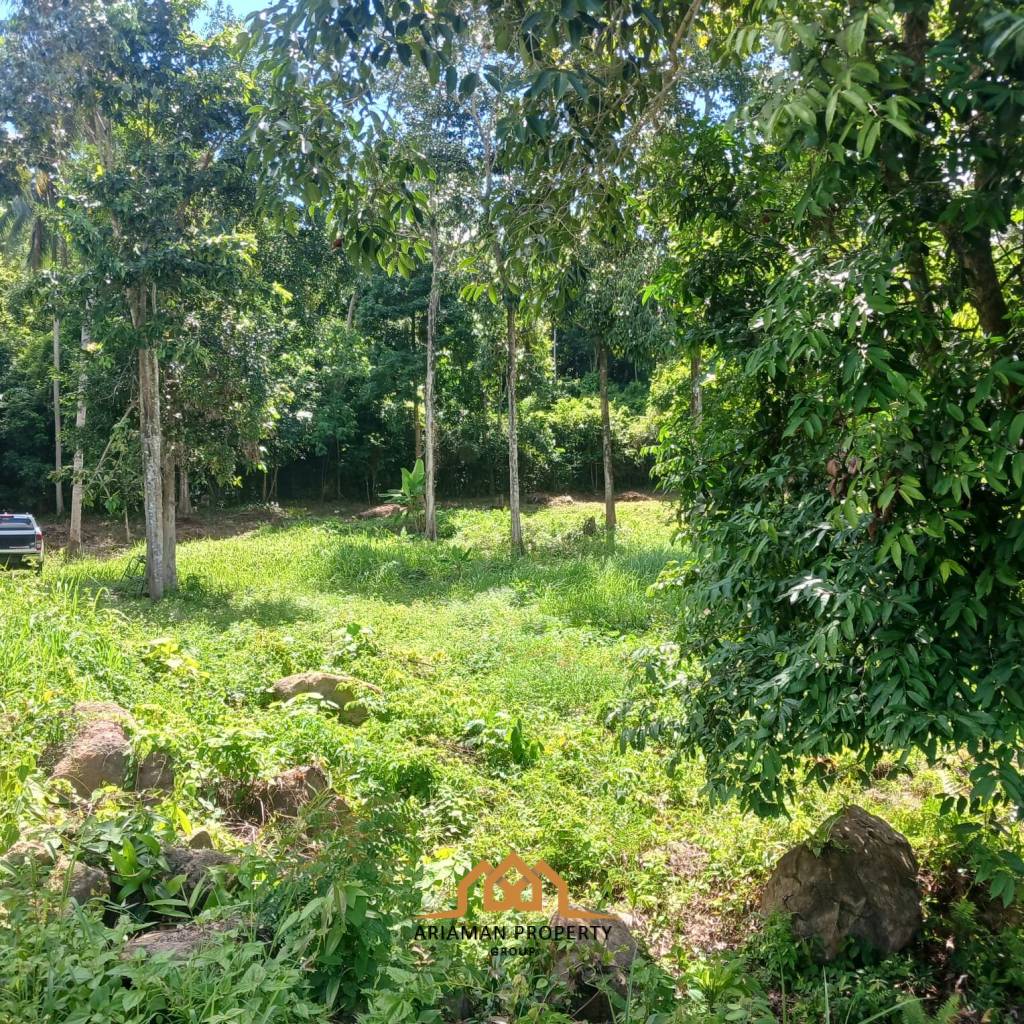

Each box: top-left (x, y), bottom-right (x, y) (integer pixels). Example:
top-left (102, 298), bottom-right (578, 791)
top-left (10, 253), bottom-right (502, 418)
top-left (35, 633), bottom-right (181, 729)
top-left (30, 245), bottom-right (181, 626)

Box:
top-left (899, 995), bottom-right (960, 1024)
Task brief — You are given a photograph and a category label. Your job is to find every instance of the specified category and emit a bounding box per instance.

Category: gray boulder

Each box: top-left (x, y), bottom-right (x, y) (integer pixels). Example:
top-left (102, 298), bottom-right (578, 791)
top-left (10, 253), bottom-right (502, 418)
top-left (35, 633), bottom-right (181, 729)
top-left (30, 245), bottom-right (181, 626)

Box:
top-left (259, 764), bottom-right (328, 819)
top-left (186, 829), bottom-right (214, 850)
top-left (357, 503), bottom-right (403, 519)
top-left (243, 765), bottom-right (352, 831)
top-left (163, 846), bottom-right (235, 900)
top-left (48, 858), bottom-right (109, 906)
top-left (550, 910), bottom-right (639, 1023)
top-left (270, 671), bottom-right (379, 724)
top-left (135, 749), bottom-right (175, 792)
top-left (2, 839), bottom-right (56, 870)
top-left (760, 805), bottom-right (922, 960)
top-left (51, 703), bottom-right (134, 796)
top-left (122, 918), bottom-right (241, 960)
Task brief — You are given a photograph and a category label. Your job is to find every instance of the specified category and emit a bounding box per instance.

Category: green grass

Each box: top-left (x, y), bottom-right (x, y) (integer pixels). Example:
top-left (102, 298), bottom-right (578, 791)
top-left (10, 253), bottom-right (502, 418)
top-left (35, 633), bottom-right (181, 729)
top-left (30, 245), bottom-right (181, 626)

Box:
top-left (1, 500), bottom-right (1021, 1022)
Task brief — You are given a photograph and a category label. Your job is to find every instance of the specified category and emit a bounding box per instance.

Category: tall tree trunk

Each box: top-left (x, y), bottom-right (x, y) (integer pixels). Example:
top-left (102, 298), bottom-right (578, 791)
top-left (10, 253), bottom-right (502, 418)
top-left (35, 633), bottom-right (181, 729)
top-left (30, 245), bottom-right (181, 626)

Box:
top-left (68, 315), bottom-right (90, 556)
top-left (424, 232), bottom-right (440, 541)
top-left (179, 461), bottom-right (192, 516)
top-left (161, 447), bottom-right (177, 591)
top-left (506, 305), bottom-right (524, 555)
top-left (552, 325), bottom-right (558, 384)
top-left (347, 289), bottom-right (359, 329)
top-left (598, 342), bottom-right (616, 538)
top-left (52, 316), bottom-right (64, 515)
top-left (155, 286), bottom-right (177, 588)
top-left (133, 284), bottom-right (164, 600)
top-left (690, 343), bottom-right (703, 425)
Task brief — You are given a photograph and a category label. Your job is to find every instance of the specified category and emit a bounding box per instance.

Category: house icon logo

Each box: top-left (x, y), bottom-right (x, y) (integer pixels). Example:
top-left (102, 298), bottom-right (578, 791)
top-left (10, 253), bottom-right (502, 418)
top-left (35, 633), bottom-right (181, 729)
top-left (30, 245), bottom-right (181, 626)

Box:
top-left (420, 851), bottom-right (608, 920)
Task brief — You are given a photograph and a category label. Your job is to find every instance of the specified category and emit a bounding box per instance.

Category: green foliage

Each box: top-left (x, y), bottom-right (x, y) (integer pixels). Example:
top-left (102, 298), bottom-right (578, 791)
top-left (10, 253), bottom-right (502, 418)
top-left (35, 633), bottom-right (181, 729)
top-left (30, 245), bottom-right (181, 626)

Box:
top-left (676, 956), bottom-right (774, 1024)
top-left (0, 909), bottom-right (322, 1024)
top-left (620, 0), bottom-right (1024, 841)
top-left (900, 995), bottom-right (960, 1024)
top-left (385, 458), bottom-right (428, 530)
top-left (1, 505), bottom-right (1022, 1019)
top-left (462, 713), bottom-right (542, 773)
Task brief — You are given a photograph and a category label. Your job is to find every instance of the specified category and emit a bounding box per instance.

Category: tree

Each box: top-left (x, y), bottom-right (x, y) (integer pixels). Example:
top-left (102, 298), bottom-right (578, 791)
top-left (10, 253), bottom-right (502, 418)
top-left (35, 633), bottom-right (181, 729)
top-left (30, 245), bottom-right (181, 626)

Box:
top-left (616, 0), bottom-right (1024, 888)
top-left (558, 243), bottom-right (671, 537)
top-left (67, 305), bottom-right (92, 556)
top-left (377, 64), bottom-right (476, 538)
top-left (0, 178), bottom-right (67, 516)
top-left (42, 1), bottom-right (252, 597)
top-left (245, 0), bottom-right (702, 552)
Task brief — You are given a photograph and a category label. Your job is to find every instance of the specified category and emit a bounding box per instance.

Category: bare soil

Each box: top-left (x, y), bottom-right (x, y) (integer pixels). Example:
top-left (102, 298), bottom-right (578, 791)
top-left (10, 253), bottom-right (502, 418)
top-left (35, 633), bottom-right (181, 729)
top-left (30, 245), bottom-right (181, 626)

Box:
top-left (38, 492), bottom-right (659, 559)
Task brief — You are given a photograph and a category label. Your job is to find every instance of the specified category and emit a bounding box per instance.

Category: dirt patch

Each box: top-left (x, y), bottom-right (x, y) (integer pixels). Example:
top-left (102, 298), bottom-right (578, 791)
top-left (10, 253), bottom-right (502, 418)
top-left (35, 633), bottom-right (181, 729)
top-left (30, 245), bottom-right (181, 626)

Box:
top-left (631, 896), bottom-right (749, 959)
top-left (677, 892), bottom-right (748, 954)
top-left (634, 841), bottom-right (747, 957)
top-left (356, 503), bottom-right (403, 519)
top-left (666, 840), bottom-right (710, 881)
top-left (39, 505), bottom-right (297, 559)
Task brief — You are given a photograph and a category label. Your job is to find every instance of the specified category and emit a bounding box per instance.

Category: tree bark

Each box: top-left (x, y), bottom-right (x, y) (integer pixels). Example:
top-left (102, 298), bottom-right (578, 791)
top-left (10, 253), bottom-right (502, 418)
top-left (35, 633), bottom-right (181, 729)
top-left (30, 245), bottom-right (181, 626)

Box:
top-left (346, 289), bottom-right (359, 329)
top-left (690, 343), bottom-right (703, 425)
top-left (506, 305), bottom-right (524, 555)
top-left (424, 231), bottom-right (440, 541)
top-left (68, 315), bottom-right (90, 557)
top-left (179, 461), bottom-right (192, 517)
top-left (598, 342), bottom-right (616, 538)
top-left (413, 391), bottom-right (423, 460)
top-left (138, 344), bottom-right (164, 599)
top-left (52, 316), bottom-right (64, 515)
top-left (161, 446), bottom-right (177, 591)
top-left (133, 283), bottom-right (164, 600)
top-left (947, 225), bottom-right (1011, 338)
top-left (155, 284), bottom-right (176, 591)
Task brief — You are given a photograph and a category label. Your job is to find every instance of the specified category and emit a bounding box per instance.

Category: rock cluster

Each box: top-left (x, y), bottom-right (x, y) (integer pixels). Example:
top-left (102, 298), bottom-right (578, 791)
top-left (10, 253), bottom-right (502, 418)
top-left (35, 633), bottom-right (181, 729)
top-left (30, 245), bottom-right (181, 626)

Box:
top-left (20, 681), bottom-right (363, 965)
top-left (47, 701), bottom-right (175, 797)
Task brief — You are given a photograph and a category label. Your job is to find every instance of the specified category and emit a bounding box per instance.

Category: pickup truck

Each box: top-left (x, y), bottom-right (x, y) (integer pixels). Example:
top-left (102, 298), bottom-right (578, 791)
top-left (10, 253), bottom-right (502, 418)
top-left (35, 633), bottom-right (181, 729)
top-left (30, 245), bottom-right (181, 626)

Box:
top-left (0, 513), bottom-right (44, 572)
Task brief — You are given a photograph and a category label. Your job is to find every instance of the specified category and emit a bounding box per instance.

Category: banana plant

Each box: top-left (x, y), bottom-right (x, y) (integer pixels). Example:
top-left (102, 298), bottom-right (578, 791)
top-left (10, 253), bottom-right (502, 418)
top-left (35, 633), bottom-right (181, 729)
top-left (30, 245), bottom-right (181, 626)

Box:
top-left (383, 459), bottom-right (426, 532)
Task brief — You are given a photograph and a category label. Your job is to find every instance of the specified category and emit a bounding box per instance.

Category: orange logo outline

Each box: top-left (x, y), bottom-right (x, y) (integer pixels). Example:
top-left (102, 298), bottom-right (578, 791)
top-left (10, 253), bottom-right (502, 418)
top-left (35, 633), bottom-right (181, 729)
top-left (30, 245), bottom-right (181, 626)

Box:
top-left (420, 851), bottom-right (609, 920)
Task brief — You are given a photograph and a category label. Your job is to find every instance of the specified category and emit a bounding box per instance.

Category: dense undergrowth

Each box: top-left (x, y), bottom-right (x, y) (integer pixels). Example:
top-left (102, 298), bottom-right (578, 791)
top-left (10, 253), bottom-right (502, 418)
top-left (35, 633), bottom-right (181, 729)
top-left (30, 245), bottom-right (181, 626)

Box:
top-left (1, 502), bottom-right (1022, 1023)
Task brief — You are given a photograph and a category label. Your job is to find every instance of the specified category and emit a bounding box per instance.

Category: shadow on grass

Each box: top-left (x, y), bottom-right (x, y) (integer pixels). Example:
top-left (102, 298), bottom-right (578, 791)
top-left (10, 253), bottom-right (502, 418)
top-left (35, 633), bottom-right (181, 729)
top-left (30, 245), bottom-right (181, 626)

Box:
top-left (302, 520), bottom-right (676, 633)
top-left (65, 513), bottom-right (676, 637)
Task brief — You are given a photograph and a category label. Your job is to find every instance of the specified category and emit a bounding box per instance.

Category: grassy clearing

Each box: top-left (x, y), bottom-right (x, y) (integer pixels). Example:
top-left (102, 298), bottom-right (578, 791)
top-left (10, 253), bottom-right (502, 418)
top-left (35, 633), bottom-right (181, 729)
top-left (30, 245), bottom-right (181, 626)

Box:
top-left (1, 501), bottom-right (1021, 1021)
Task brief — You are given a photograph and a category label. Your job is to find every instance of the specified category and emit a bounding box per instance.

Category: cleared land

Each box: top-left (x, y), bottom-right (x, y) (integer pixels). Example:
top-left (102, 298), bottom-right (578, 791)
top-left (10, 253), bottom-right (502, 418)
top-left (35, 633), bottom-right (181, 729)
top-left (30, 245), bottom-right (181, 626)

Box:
top-left (0, 502), bottom-right (998, 1018)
